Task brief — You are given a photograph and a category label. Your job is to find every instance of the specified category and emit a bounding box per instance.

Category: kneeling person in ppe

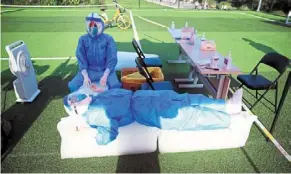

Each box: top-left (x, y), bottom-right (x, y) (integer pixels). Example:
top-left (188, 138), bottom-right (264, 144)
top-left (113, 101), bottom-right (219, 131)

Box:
top-left (69, 13), bottom-right (121, 92)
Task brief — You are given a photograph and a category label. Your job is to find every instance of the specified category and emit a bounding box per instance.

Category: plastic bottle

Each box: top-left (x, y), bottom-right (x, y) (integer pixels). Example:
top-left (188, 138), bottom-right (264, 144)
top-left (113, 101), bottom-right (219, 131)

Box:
top-left (171, 21), bottom-right (175, 29)
top-left (189, 31), bottom-right (195, 45)
top-left (201, 32), bottom-right (206, 41)
top-left (211, 52), bottom-right (219, 68)
top-left (224, 50), bottom-right (232, 69)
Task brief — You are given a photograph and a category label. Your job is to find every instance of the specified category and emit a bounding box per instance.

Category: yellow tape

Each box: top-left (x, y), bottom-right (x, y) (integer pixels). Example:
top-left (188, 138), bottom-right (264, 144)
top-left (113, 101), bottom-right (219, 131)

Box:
top-left (263, 128), bottom-right (275, 141)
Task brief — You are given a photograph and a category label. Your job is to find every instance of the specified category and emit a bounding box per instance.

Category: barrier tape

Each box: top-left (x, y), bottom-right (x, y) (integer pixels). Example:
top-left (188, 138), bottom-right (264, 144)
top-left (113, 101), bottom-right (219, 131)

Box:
top-left (229, 88), bottom-right (291, 162)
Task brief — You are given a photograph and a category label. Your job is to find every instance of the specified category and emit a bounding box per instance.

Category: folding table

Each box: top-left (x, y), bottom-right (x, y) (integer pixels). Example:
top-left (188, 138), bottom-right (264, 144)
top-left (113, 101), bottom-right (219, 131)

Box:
top-left (168, 28), bottom-right (241, 99)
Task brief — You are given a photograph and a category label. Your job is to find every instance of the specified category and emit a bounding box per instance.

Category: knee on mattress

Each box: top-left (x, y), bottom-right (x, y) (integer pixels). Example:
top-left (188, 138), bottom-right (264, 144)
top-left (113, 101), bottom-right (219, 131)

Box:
top-left (157, 112), bottom-right (257, 153)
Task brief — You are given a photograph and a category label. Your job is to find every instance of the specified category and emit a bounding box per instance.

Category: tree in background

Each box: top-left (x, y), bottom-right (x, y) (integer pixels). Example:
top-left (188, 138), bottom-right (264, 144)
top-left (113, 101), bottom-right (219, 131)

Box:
top-left (257, 0), bottom-right (262, 11)
top-left (218, 0), bottom-right (290, 13)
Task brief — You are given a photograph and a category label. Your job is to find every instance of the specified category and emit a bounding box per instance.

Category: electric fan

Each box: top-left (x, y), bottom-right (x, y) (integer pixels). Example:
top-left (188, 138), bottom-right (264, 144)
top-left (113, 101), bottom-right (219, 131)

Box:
top-left (5, 40), bottom-right (40, 102)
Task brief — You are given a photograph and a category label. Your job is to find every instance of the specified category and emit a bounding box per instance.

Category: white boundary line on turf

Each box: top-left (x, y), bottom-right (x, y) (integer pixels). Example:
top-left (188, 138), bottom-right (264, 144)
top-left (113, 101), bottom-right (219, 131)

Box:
top-left (229, 88), bottom-right (291, 162)
top-left (0, 4), bottom-right (115, 8)
top-left (0, 57), bottom-right (75, 60)
top-left (1, 9), bottom-right (21, 13)
top-left (240, 12), bottom-right (275, 22)
top-left (138, 16), bottom-right (168, 29)
top-left (1, 9), bottom-right (122, 12)
top-left (130, 11), bottom-right (142, 50)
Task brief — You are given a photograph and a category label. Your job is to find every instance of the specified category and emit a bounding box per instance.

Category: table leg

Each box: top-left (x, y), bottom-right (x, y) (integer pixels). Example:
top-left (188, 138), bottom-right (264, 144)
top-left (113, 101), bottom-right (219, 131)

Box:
top-left (174, 64), bottom-right (194, 83)
top-left (167, 47), bottom-right (187, 64)
top-left (175, 65), bottom-right (204, 88)
top-left (216, 75), bottom-right (230, 99)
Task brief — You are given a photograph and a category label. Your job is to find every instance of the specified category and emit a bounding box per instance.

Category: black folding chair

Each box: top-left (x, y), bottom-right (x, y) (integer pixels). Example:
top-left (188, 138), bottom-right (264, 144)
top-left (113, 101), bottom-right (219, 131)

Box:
top-left (135, 57), bottom-right (173, 90)
top-left (237, 52), bottom-right (289, 112)
top-left (132, 38), bottom-right (145, 59)
top-left (132, 39), bottom-right (163, 68)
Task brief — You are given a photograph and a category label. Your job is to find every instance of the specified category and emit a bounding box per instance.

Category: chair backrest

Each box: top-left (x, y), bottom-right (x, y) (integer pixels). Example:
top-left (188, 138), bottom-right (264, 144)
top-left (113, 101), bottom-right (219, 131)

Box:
top-left (132, 39), bottom-right (145, 59)
top-left (260, 52), bottom-right (289, 74)
top-left (135, 57), bottom-right (155, 90)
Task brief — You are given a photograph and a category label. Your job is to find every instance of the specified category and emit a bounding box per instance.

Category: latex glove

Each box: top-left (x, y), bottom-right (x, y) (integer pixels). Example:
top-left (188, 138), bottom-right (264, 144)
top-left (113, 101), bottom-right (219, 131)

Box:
top-left (100, 68), bottom-right (110, 86)
top-left (100, 76), bottom-right (107, 86)
top-left (81, 69), bottom-right (91, 87)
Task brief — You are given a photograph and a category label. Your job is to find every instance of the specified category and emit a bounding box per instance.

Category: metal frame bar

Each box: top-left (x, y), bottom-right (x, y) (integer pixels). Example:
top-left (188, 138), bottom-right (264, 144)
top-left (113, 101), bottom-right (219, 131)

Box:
top-left (269, 71), bottom-right (291, 134)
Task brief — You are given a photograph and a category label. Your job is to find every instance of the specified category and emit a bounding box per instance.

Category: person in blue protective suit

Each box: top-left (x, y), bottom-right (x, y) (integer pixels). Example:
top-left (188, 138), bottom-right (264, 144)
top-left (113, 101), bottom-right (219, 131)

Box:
top-left (68, 12), bottom-right (121, 92)
top-left (63, 86), bottom-right (243, 145)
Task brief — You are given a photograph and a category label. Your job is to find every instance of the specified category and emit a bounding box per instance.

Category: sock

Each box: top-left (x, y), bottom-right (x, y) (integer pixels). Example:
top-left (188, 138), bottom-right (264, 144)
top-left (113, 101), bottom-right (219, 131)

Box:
top-left (226, 88), bottom-right (243, 114)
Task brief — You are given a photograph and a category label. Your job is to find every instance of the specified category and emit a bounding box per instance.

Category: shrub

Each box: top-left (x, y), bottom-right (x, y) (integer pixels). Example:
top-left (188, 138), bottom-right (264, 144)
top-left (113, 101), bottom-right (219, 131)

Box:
top-left (8, 0), bottom-right (104, 5)
top-left (40, 0), bottom-right (57, 5)
top-left (239, 4), bottom-right (250, 10)
top-left (218, 1), bottom-right (231, 10)
top-left (80, 0), bottom-right (103, 5)
top-left (271, 10), bottom-right (287, 17)
top-left (207, 0), bottom-right (217, 9)
top-left (60, 0), bottom-right (80, 5)
top-left (12, 0), bottom-right (40, 5)
top-left (68, 0), bottom-right (80, 5)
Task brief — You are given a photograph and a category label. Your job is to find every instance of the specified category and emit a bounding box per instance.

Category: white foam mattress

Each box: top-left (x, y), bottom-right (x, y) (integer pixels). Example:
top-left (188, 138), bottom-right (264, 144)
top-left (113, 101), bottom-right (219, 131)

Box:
top-left (116, 51), bottom-right (159, 70)
top-left (57, 112), bottom-right (256, 159)
top-left (57, 116), bottom-right (159, 159)
top-left (158, 112), bottom-right (257, 153)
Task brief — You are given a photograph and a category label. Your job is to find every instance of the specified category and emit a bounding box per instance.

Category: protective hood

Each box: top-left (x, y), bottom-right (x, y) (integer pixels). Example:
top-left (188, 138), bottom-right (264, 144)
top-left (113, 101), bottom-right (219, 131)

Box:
top-left (86, 12), bottom-right (105, 37)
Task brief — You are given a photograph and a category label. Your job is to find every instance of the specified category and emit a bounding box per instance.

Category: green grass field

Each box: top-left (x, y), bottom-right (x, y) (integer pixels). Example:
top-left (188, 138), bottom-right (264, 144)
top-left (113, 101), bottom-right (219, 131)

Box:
top-left (1, 1), bottom-right (291, 172)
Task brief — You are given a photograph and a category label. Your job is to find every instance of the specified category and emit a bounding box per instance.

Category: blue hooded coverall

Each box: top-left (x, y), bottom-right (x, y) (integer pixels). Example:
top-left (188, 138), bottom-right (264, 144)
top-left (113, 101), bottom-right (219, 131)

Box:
top-left (68, 13), bottom-right (121, 92)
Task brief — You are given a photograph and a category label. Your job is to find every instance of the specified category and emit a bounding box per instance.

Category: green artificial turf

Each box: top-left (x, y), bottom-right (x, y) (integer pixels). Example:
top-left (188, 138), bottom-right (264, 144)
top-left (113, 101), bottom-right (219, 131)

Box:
top-left (1, 2), bottom-right (291, 173)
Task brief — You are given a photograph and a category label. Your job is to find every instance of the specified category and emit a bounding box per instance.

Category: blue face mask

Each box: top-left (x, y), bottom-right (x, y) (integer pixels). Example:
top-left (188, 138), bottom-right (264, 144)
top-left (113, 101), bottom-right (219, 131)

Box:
top-left (91, 26), bottom-right (98, 36)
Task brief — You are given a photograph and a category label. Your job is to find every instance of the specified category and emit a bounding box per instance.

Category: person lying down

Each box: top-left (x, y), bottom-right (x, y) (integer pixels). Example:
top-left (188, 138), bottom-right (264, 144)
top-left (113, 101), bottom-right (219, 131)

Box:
top-left (62, 83), bottom-right (243, 145)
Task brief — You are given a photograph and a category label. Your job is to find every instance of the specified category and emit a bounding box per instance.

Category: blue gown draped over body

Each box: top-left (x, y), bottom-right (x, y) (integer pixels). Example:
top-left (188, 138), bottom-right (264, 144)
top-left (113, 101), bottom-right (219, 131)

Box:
top-left (64, 89), bottom-right (230, 145)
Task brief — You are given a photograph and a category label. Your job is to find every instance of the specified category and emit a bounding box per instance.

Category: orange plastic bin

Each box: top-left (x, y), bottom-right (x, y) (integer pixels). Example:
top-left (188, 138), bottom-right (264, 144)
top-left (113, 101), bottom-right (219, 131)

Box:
top-left (121, 67), bottom-right (164, 91)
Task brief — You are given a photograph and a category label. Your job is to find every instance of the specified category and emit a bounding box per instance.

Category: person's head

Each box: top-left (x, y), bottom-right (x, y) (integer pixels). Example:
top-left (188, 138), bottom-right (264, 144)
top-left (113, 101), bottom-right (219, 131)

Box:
top-left (64, 93), bottom-right (92, 117)
top-left (64, 83), bottom-right (108, 116)
top-left (86, 12), bottom-right (104, 37)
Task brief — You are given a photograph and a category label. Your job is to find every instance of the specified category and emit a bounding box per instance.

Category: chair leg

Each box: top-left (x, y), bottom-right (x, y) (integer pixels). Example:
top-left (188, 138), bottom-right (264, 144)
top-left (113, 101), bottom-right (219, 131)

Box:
top-left (275, 84), bottom-right (278, 113)
top-left (250, 88), bottom-right (272, 111)
top-left (269, 73), bottom-right (291, 138)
